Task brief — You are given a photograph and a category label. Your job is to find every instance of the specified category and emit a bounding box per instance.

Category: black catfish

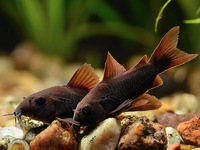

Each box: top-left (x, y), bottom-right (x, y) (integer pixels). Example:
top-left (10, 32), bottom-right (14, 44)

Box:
top-left (69, 26), bottom-right (198, 130)
top-left (3, 64), bottom-right (99, 126)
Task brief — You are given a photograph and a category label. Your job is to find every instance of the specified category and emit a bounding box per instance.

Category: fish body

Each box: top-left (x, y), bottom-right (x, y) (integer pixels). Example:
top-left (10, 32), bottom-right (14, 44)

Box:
top-left (72, 26), bottom-right (198, 128)
top-left (11, 64), bottom-right (99, 123)
top-left (15, 85), bottom-right (88, 123)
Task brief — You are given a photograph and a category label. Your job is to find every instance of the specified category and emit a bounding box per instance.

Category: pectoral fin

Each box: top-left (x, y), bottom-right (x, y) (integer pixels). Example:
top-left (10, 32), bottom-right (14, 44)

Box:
top-left (109, 99), bottom-right (133, 116)
top-left (127, 93), bottom-right (162, 111)
top-left (109, 93), bottom-right (161, 116)
top-left (56, 117), bottom-right (80, 126)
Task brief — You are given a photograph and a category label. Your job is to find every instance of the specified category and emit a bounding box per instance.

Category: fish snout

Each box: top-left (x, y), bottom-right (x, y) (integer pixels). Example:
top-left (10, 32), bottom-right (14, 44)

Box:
top-left (13, 110), bottom-right (22, 119)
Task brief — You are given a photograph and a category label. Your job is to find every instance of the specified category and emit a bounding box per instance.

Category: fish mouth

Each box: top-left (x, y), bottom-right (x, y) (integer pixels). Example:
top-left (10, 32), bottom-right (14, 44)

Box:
top-left (2, 111), bottom-right (25, 129)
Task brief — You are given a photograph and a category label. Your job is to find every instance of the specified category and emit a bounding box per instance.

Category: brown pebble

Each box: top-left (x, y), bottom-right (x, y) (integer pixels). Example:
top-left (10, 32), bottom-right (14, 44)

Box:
top-left (118, 116), bottom-right (167, 150)
top-left (158, 112), bottom-right (200, 129)
top-left (30, 120), bottom-right (77, 150)
top-left (177, 117), bottom-right (200, 147)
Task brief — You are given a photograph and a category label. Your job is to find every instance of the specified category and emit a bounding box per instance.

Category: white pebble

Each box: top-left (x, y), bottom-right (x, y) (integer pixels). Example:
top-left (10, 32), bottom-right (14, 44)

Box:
top-left (0, 126), bottom-right (24, 139)
top-left (165, 127), bottom-right (183, 146)
top-left (79, 118), bottom-right (121, 150)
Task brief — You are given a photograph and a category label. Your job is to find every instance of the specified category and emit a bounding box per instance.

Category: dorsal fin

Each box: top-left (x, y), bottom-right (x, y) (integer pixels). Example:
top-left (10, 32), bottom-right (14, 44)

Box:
top-left (103, 52), bottom-right (126, 80)
top-left (133, 55), bottom-right (148, 68)
top-left (67, 64), bottom-right (99, 91)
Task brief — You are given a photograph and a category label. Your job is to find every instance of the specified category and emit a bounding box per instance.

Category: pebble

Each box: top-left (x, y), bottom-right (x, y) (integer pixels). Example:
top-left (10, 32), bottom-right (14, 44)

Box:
top-left (172, 94), bottom-right (200, 114)
top-left (177, 117), bottom-right (200, 147)
top-left (8, 139), bottom-right (30, 150)
top-left (0, 135), bottom-right (15, 150)
top-left (158, 112), bottom-right (200, 129)
top-left (118, 116), bottom-right (167, 150)
top-left (79, 118), bottom-right (121, 150)
top-left (117, 110), bottom-right (156, 122)
top-left (0, 126), bottom-right (24, 139)
top-left (167, 143), bottom-right (182, 150)
top-left (22, 117), bottom-right (47, 131)
top-left (30, 120), bottom-right (77, 150)
top-left (165, 127), bottom-right (183, 146)
top-left (166, 143), bottom-right (196, 150)
top-left (23, 126), bottom-right (47, 144)
top-left (120, 115), bottom-right (139, 130)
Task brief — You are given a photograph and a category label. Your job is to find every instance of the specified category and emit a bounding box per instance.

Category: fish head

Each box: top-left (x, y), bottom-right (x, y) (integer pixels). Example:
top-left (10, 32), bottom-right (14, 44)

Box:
top-left (73, 99), bottom-right (106, 128)
top-left (14, 91), bottom-right (56, 123)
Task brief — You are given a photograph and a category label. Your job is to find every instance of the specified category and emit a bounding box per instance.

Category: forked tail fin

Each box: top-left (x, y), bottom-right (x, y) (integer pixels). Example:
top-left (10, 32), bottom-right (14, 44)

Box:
top-left (149, 26), bottom-right (198, 73)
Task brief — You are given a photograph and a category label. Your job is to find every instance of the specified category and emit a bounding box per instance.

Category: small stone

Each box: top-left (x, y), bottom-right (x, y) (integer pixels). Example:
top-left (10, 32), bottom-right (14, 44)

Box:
top-left (22, 117), bottom-right (47, 131)
top-left (180, 144), bottom-right (196, 150)
top-left (79, 118), bottom-right (121, 150)
top-left (118, 116), bottom-right (167, 150)
top-left (155, 101), bottom-right (175, 118)
top-left (0, 135), bottom-right (15, 150)
top-left (167, 143), bottom-right (196, 150)
top-left (0, 126), bottom-right (24, 139)
top-left (118, 110), bottom-right (156, 122)
top-left (30, 120), bottom-right (77, 150)
top-left (165, 127), bottom-right (183, 146)
top-left (120, 115), bottom-right (139, 129)
top-left (8, 139), bottom-right (30, 150)
top-left (167, 143), bottom-right (181, 150)
top-left (177, 117), bottom-right (200, 147)
top-left (23, 126), bottom-right (47, 144)
top-left (166, 143), bottom-right (195, 150)
top-left (158, 112), bottom-right (200, 129)
top-left (172, 94), bottom-right (200, 114)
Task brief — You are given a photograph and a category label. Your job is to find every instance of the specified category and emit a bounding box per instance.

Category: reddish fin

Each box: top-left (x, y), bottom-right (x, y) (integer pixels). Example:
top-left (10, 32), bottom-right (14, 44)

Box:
top-left (67, 64), bottom-right (99, 90)
top-left (103, 52), bottom-right (126, 80)
top-left (109, 93), bottom-right (161, 117)
top-left (109, 99), bottom-right (133, 115)
top-left (127, 93), bottom-right (162, 111)
top-left (56, 117), bottom-right (80, 126)
top-left (133, 55), bottom-right (148, 68)
top-left (152, 75), bottom-right (163, 89)
top-left (149, 26), bottom-right (198, 73)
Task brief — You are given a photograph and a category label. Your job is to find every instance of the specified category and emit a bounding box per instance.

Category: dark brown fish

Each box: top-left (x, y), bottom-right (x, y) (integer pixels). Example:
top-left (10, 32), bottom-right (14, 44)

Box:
top-left (71, 26), bottom-right (198, 130)
top-left (4, 64), bottom-right (99, 126)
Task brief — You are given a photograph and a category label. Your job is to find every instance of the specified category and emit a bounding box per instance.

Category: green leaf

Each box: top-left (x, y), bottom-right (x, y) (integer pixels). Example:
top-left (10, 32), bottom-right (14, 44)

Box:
top-left (13, 0), bottom-right (46, 48)
top-left (155, 0), bottom-right (171, 32)
top-left (195, 7), bottom-right (200, 15)
top-left (95, 1), bottom-right (125, 23)
top-left (184, 18), bottom-right (200, 24)
top-left (46, 0), bottom-right (65, 53)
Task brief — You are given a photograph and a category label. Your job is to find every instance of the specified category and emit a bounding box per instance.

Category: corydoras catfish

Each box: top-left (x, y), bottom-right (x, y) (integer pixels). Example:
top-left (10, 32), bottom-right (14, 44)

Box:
top-left (4, 64), bottom-right (99, 125)
top-left (72, 26), bottom-right (198, 130)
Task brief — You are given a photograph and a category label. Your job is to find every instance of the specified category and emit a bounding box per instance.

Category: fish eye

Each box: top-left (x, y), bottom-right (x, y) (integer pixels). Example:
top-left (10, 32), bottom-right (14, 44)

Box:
top-left (35, 97), bottom-right (46, 105)
top-left (82, 104), bottom-right (92, 114)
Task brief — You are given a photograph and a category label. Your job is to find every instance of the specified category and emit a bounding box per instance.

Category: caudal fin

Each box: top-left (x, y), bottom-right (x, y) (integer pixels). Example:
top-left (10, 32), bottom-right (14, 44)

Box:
top-left (149, 26), bottom-right (198, 73)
